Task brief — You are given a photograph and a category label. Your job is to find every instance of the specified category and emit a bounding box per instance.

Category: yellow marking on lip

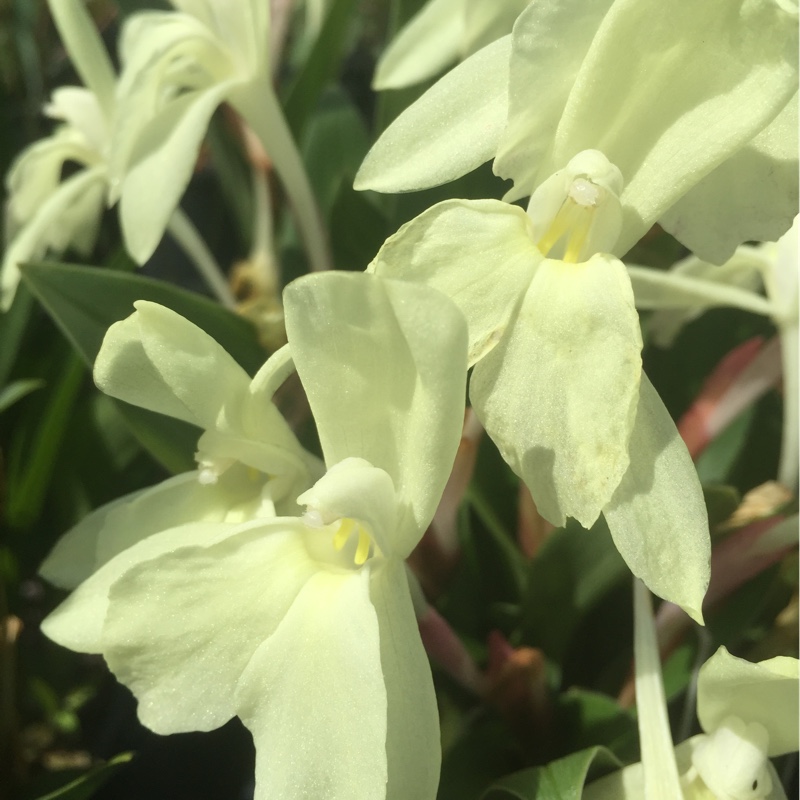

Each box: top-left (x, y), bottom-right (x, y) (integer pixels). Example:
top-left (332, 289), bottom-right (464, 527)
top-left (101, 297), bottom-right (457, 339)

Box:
top-left (333, 518), bottom-right (355, 551)
top-left (354, 530), bottom-right (371, 565)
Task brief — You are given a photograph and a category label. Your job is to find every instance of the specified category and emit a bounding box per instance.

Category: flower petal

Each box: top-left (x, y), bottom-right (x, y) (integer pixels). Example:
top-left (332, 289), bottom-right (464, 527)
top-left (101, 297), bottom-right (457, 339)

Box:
top-left (373, 0), bottom-right (466, 90)
top-left (354, 35), bottom-right (511, 193)
top-left (561, 0), bottom-right (799, 257)
top-left (697, 646), bottom-right (799, 756)
top-left (94, 300), bottom-right (251, 429)
top-left (463, 0), bottom-right (528, 54)
top-left (604, 375), bottom-right (710, 623)
top-left (118, 80), bottom-right (236, 263)
top-left (100, 519), bottom-right (317, 734)
top-left (470, 253), bottom-right (642, 528)
top-left (283, 272), bottom-right (468, 556)
top-left (235, 566), bottom-right (387, 800)
top-left (494, 0), bottom-right (616, 201)
top-left (41, 520), bottom-right (239, 654)
top-left (1, 166), bottom-right (106, 312)
top-left (371, 560), bottom-right (440, 800)
top-left (369, 199), bottom-right (537, 366)
top-left (659, 93), bottom-right (799, 265)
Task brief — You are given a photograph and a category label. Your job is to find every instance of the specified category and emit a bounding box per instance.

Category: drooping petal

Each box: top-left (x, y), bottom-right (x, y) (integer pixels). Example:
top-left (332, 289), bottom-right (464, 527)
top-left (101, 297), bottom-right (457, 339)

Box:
top-left (494, 0), bottom-right (616, 201)
top-left (369, 199), bottom-right (537, 365)
top-left (100, 519), bottom-right (317, 734)
top-left (235, 566), bottom-right (387, 800)
top-left (604, 375), bottom-right (710, 623)
top-left (697, 646), bottom-right (799, 756)
top-left (659, 93), bottom-right (799, 265)
top-left (373, 0), bottom-right (466, 90)
top-left (470, 254), bottom-right (642, 528)
top-left (94, 300), bottom-right (251, 429)
top-left (354, 35), bottom-right (511, 193)
top-left (44, 87), bottom-right (108, 153)
top-left (118, 81), bottom-right (237, 263)
top-left (283, 272), bottom-right (468, 556)
top-left (371, 560), bottom-right (440, 800)
top-left (1, 166), bottom-right (106, 312)
top-left (41, 520), bottom-right (240, 654)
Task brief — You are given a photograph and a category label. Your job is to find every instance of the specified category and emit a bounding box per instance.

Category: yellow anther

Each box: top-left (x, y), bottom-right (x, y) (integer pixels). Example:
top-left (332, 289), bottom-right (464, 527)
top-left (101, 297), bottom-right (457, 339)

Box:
top-left (536, 201), bottom-right (574, 257)
top-left (333, 518), bottom-right (355, 551)
top-left (354, 530), bottom-right (371, 566)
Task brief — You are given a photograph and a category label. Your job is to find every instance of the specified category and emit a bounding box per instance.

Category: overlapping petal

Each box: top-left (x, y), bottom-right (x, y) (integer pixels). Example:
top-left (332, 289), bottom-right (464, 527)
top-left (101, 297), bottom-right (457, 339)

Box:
top-left (236, 566), bottom-right (386, 800)
top-left (373, 0), bottom-right (466, 90)
top-left (659, 93), bottom-right (799, 265)
top-left (283, 272), bottom-right (468, 556)
top-left (354, 35), bottom-right (511, 193)
top-left (102, 520), bottom-right (317, 734)
top-left (697, 647), bottom-right (799, 756)
top-left (94, 300), bottom-right (252, 429)
top-left (604, 376), bottom-right (710, 623)
top-left (470, 254), bottom-right (642, 529)
top-left (369, 199), bottom-right (536, 365)
top-left (370, 560), bottom-right (440, 800)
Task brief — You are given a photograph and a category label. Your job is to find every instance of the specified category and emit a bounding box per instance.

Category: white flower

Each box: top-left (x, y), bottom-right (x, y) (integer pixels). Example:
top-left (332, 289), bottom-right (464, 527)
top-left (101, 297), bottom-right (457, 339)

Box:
top-left (41, 272), bottom-right (468, 800)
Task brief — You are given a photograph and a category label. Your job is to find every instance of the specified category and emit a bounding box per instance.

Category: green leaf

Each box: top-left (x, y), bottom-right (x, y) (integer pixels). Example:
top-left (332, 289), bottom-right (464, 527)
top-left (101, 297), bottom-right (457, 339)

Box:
top-left (0, 378), bottom-right (44, 413)
top-left (481, 747), bottom-right (622, 800)
top-left (5, 351), bottom-right (85, 528)
top-left (696, 407), bottom-right (756, 485)
top-left (520, 518), bottom-right (628, 664)
top-left (283, 0), bottom-right (361, 138)
top-left (702, 484), bottom-right (741, 531)
top-left (19, 261), bottom-right (266, 373)
top-left (0, 282), bottom-right (34, 388)
top-left (27, 753), bottom-right (134, 800)
top-left (18, 262), bottom-right (265, 474)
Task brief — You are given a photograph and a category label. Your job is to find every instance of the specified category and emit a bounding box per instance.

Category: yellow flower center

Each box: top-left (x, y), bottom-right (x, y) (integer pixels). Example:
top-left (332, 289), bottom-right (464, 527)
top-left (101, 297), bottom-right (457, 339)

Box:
top-left (332, 517), bottom-right (374, 566)
top-left (536, 178), bottom-right (601, 263)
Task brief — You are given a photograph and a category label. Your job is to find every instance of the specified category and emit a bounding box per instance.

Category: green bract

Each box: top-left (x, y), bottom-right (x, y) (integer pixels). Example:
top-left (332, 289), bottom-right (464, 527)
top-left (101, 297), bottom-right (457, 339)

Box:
top-left (373, 0), bottom-right (528, 90)
top-left (41, 272), bottom-right (469, 800)
top-left (370, 150), bottom-right (710, 621)
top-left (357, 0), bottom-right (799, 262)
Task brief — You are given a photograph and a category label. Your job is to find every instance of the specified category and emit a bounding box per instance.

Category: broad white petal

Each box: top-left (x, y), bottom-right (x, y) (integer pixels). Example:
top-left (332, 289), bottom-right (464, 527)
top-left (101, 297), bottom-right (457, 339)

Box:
top-left (119, 81), bottom-right (236, 263)
top-left (373, 0), bottom-right (466, 90)
top-left (1, 166), bottom-right (106, 312)
top-left (494, 0), bottom-right (616, 201)
top-left (697, 646), bottom-right (799, 756)
top-left (554, 0), bottom-right (799, 257)
top-left (44, 87), bottom-right (108, 153)
top-left (355, 35), bottom-right (511, 193)
top-left (369, 199), bottom-right (537, 366)
top-left (41, 520), bottom-right (240, 654)
top-left (94, 300), bottom-right (251, 429)
top-left (40, 484), bottom-right (154, 589)
top-left (371, 560), bottom-right (440, 800)
top-left (236, 566), bottom-right (387, 800)
top-left (284, 272), bottom-right (468, 556)
top-left (660, 93), bottom-right (799, 265)
top-left (102, 519), bottom-right (316, 734)
top-left (604, 375), bottom-right (710, 623)
top-left (470, 254), bottom-right (642, 528)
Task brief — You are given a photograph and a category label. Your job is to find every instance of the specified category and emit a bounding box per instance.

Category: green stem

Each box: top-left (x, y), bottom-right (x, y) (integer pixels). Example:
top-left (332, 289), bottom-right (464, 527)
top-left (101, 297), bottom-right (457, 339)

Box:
top-left (167, 209), bottom-right (237, 309)
top-left (235, 81), bottom-right (332, 272)
top-left (626, 265), bottom-right (775, 318)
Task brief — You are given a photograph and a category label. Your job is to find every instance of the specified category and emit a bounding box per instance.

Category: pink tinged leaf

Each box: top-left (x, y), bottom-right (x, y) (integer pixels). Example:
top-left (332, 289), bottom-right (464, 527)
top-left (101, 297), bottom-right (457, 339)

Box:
top-left (678, 336), bottom-right (766, 460)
